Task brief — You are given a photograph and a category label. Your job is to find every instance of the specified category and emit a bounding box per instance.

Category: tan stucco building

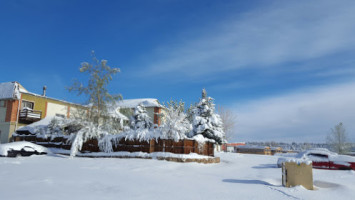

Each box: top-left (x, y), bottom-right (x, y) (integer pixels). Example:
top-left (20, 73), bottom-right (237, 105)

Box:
top-left (0, 82), bottom-right (85, 143)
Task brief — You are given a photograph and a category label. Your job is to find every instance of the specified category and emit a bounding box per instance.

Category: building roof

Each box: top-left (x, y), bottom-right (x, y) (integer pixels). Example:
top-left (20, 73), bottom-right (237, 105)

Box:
top-left (0, 81), bottom-right (84, 107)
top-left (107, 108), bottom-right (129, 120)
top-left (116, 98), bottom-right (163, 108)
top-left (225, 142), bottom-right (246, 146)
top-left (0, 82), bottom-right (21, 100)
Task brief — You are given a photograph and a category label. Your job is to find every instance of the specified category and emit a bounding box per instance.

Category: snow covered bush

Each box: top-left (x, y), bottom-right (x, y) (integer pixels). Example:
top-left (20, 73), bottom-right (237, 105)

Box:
top-left (123, 104), bottom-right (157, 142)
top-left (69, 121), bottom-right (102, 157)
top-left (130, 104), bottom-right (153, 130)
top-left (160, 100), bottom-right (191, 142)
top-left (31, 117), bottom-right (68, 140)
top-left (98, 134), bottom-right (115, 153)
top-left (190, 89), bottom-right (225, 144)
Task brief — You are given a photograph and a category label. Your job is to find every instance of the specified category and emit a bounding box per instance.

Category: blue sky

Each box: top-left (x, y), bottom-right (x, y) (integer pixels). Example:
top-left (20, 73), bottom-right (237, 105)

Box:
top-left (1, 0), bottom-right (355, 142)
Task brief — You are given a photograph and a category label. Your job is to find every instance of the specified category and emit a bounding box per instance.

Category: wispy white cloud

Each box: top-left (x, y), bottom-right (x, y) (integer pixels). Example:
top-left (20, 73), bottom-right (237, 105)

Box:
top-left (142, 0), bottom-right (355, 77)
top-left (233, 82), bottom-right (355, 142)
top-left (314, 68), bottom-right (355, 78)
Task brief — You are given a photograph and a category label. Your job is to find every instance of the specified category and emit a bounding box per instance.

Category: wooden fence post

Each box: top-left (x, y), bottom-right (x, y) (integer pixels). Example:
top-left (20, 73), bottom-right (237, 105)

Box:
top-left (149, 139), bottom-right (155, 153)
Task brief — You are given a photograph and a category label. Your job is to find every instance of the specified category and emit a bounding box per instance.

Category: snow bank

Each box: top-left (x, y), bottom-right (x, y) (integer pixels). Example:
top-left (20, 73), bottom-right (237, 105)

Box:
top-left (0, 141), bottom-right (49, 156)
top-left (50, 148), bottom-right (213, 159)
top-left (1, 152), bottom-right (354, 200)
top-left (192, 134), bottom-right (215, 144)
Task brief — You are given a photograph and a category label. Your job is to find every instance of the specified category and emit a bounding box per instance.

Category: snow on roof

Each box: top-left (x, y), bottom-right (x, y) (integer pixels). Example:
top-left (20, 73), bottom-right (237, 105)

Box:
top-left (0, 82), bottom-right (21, 100)
top-left (0, 81), bottom-right (83, 107)
top-left (107, 108), bottom-right (129, 120)
top-left (0, 141), bottom-right (49, 156)
top-left (116, 98), bottom-right (162, 108)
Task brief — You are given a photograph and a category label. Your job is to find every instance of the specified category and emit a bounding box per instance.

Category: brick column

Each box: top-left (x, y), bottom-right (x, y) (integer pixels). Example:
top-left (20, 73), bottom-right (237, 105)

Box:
top-left (154, 107), bottom-right (161, 126)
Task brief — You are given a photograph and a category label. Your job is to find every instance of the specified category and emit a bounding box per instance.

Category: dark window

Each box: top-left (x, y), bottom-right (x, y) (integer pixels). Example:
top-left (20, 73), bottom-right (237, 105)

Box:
top-left (56, 114), bottom-right (65, 118)
top-left (21, 101), bottom-right (34, 110)
top-left (307, 153), bottom-right (328, 158)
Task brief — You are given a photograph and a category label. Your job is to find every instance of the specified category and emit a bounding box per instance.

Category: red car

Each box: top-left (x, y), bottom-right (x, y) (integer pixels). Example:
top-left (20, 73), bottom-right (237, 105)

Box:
top-left (277, 148), bottom-right (355, 170)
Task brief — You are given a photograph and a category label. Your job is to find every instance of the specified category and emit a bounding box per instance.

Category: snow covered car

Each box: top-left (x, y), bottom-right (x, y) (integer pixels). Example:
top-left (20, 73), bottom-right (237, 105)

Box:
top-left (0, 141), bottom-right (48, 157)
top-left (277, 148), bottom-right (355, 170)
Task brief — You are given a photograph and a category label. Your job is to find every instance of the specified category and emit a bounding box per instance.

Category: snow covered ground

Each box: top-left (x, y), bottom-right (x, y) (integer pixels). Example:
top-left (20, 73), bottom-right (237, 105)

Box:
top-left (0, 152), bottom-right (354, 200)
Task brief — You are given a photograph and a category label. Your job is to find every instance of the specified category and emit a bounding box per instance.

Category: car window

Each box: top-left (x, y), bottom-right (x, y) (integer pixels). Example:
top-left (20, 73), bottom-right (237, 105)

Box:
top-left (307, 153), bottom-right (328, 158)
top-left (22, 146), bottom-right (36, 152)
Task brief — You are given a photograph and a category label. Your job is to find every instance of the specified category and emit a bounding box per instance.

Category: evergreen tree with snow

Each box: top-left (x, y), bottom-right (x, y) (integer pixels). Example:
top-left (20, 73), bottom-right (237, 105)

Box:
top-left (125, 104), bottom-right (156, 142)
top-left (130, 104), bottom-right (153, 130)
top-left (186, 103), bottom-right (196, 124)
top-left (190, 89), bottom-right (225, 144)
top-left (161, 100), bottom-right (191, 141)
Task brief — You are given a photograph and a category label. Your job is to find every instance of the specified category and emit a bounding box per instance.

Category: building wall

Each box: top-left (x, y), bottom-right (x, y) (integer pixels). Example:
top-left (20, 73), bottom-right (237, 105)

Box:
top-left (21, 94), bottom-right (49, 119)
top-left (21, 93), bottom-right (78, 119)
top-left (46, 102), bottom-right (68, 118)
top-left (0, 100), bottom-right (19, 143)
top-left (146, 107), bottom-right (155, 122)
top-left (0, 122), bottom-right (16, 144)
top-left (153, 107), bottom-right (162, 126)
top-left (0, 103), bottom-right (6, 122)
top-left (5, 100), bottom-right (19, 122)
top-left (0, 123), bottom-right (10, 143)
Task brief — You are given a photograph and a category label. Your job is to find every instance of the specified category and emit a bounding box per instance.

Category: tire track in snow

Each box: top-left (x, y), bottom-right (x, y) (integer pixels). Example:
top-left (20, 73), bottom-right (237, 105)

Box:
top-left (267, 186), bottom-right (302, 200)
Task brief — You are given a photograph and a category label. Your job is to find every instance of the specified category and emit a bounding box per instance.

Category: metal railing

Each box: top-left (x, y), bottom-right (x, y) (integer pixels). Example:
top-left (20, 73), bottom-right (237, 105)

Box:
top-left (19, 109), bottom-right (42, 122)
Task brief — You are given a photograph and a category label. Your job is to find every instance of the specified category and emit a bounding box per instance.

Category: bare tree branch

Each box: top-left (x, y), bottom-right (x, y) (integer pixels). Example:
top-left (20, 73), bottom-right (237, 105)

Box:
top-left (326, 122), bottom-right (352, 154)
top-left (216, 106), bottom-right (237, 142)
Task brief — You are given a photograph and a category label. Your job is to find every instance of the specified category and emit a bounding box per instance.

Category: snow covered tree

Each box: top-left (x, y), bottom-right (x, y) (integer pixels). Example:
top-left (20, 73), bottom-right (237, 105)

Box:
top-left (125, 104), bottom-right (156, 141)
top-left (326, 122), bottom-right (352, 154)
top-left (130, 104), bottom-right (153, 130)
top-left (67, 51), bottom-right (122, 156)
top-left (68, 51), bottom-right (122, 126)
top-left (186, 103), bottom-right (196, 123)
top-left (161, 100), bottom-right (191, 141)
top-left (190, 89), bottom-right (225, 144)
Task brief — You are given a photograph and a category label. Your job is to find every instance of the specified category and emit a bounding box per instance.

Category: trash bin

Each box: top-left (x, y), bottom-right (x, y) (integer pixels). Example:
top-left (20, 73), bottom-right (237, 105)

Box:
top-left (282, 160), bottom-right (313, 190)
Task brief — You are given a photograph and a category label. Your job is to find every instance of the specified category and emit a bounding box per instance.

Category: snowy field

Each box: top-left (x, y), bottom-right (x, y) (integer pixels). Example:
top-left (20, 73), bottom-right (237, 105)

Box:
top-left (1, 152), bottom-right (354, 200)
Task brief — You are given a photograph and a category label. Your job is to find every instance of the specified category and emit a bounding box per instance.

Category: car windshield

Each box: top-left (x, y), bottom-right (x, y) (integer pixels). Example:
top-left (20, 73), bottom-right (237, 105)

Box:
top-left (22, 146), bottom-right (35, 152)
top-left (307, 153), bottom-right (328, 158)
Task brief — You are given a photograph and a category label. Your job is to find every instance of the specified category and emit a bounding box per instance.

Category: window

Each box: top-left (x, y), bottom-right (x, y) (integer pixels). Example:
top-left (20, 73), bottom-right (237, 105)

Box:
top-left (0, 100), bottom-right (5, 107)
top-left (55, 114), bottom-right (65, 118)
top-left (307, 153), bottom-right (328, 158)
top-left (21, 100), bottom-right (34, 110)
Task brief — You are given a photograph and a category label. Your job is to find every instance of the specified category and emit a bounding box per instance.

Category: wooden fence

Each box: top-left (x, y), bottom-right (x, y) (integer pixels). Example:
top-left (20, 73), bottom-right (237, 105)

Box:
top-left (13, 135), bottom-right (215, 157)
